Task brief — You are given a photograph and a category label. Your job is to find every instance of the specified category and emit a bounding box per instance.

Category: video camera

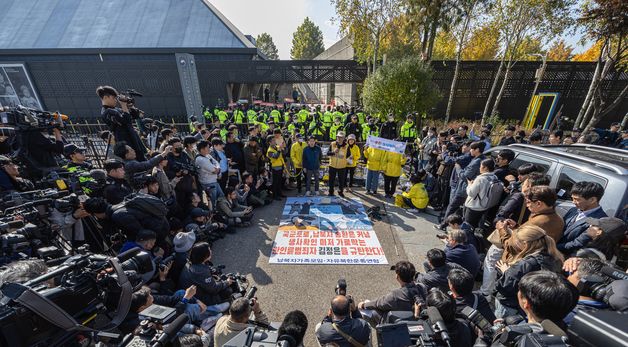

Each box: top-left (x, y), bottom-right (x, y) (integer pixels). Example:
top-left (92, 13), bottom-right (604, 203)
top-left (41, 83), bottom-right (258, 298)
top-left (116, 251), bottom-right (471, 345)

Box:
top-left (173, 161), bottom-right (197, 175)
top-left (210, 264), bottom-right (250, 298)
top-left (119, 312), bottom-right (189, 347)
top-left (576, 265), bottom-right (628, 305)
top-left (117, 89), bottom-right (143, 107)
top-left (0, 105), bottom-right (68, 131)
top-left (0, 246), bottom-right (153, 347)
top-left (377, 307), bottom-right (453, 347)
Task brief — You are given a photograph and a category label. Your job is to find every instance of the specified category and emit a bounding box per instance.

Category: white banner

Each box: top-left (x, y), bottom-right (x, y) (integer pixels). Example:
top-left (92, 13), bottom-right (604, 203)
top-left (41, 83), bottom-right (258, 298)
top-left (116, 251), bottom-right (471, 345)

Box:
top-left (270, 197), bottom-right (388, 265)
top-left (365, 135), bottom-right (406, 154)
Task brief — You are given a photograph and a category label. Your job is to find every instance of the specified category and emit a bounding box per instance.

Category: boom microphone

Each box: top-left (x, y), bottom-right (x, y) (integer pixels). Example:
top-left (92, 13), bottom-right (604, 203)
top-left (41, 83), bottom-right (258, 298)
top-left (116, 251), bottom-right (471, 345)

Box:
top-left (427, 306), bottom-right (451, 347)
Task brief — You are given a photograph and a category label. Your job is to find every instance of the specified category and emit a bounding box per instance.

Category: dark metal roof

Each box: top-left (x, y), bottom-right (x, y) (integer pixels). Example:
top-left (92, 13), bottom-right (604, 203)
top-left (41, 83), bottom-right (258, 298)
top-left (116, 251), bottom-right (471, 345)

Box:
top-left (0, 0), bottom-right (255, 50)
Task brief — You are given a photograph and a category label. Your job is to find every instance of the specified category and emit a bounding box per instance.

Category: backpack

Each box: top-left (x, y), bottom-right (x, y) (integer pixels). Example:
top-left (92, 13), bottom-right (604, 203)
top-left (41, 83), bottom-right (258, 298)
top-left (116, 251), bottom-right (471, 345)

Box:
top-left (474, 175), bottom-right (504, 210)
top-left (119, 193), bottom-right (169, 219)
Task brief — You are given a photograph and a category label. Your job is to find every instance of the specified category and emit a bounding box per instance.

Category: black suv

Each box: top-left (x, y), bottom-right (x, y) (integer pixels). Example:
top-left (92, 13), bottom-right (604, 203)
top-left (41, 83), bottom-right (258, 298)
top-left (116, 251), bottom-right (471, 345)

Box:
top-left (485, 144), bottom-right (627, 220)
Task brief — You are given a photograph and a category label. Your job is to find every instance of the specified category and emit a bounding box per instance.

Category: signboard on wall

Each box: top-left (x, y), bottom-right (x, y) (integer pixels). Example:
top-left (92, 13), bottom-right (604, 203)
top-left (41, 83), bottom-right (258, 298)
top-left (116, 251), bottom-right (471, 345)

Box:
top-left (0, 64), bottom-right (43, 110)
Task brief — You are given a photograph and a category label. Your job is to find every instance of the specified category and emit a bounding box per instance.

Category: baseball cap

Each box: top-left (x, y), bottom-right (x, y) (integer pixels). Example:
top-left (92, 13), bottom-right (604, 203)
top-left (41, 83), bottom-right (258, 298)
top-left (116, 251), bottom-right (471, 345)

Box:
top-left (586, 217), bottom-right (626, 236)
top-left (347, 134), bottom-right (356, 140)
top-left (136, 229), bottom-right (157, 242)
top-left (190, 208), bottom-right (209, 218)
top-left (173, 231), bottom-right (196, 253)
top-left (336, 131), bottom-right (346, 138)
top-left (63, 144), bottom-right (85, 157)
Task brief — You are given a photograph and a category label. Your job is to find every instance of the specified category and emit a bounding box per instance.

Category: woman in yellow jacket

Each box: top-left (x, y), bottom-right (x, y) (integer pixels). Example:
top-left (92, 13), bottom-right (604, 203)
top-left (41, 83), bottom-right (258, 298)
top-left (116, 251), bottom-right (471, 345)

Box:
top-left (363, 144), bottom-right (386, 195)
top-left (345, 134), bottom-right (361, 191)
top-left (382, 151), bottom-right (407, 198)
top-left (396, 170), bottom-right (429, 211)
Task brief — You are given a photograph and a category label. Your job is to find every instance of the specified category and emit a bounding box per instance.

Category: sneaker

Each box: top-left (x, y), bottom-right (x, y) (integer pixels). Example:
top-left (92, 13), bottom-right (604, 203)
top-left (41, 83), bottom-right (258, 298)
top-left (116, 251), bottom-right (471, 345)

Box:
top-left (305, 191), bottom-right (311, 196)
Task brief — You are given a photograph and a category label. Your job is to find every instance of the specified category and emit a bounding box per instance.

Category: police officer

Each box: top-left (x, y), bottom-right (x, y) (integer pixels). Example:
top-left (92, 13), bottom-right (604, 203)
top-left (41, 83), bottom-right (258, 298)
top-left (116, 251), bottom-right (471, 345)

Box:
top-left (380, 114), bottom-right (398, 140)
top-left (63, 144), bottom-right (93, 172)
top-left (400, 114), bottom-right (417, 142)
top-left (329, 117), bottom-right (343, 141)
top-left (361, 117), bottom-right (379, 141)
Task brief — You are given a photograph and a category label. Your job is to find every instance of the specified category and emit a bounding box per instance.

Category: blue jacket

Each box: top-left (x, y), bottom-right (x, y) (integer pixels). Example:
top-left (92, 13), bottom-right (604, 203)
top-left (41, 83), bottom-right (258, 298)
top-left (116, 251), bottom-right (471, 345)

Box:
top-left (302, 145), bottom-right (322, 170)
top-left (455, 155), bottom-right (484, 198)
top-left (557, 206), bottom-right (607, 255)
top-left (460, 222), bottom-right (480, 252)
top-left (445, 243), bottom-right (480, 277)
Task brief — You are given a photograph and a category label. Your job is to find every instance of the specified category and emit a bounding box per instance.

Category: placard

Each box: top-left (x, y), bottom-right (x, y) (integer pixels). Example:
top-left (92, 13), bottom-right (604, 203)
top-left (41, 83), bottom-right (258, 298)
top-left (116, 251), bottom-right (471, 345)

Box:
top-left (365, 135), bottom-right (406, 154)
top-left (0, 64), bottom-right (42, 110)
top-left (270, 197), bottom-right (388, 265)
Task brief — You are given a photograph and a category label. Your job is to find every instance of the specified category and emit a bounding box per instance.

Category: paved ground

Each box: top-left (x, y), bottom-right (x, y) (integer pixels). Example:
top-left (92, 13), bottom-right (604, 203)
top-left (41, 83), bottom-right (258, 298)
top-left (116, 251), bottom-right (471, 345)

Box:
top-left (211, 186), bottom-right (443, 346)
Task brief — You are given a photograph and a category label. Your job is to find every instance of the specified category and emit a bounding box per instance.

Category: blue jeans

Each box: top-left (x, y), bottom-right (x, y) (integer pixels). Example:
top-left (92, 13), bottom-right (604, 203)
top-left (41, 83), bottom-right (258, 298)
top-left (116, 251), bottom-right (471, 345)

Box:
top-left (172, 290), bottom-right (227, 323)
top-left (419, 159), bottom-right (429, 169)
top-left (202, 182), bottom-right (224, 207)
top-left (365, 170), bottom-right (380, 193)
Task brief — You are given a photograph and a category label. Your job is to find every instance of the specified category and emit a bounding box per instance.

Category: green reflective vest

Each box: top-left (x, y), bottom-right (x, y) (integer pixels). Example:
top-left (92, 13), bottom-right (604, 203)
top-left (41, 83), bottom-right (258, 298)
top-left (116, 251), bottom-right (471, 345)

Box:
top-left (283, 112), bottom-right (291, 123)
top-left (357, 112), bottom-right (366, 124)
top-left (257, 112), bottom-right (268, 123)
top-left (270, 110), bottom-right (281, 123)
top-left (233, 110), bottom-right (244, 124)
top-left (400, 121), bottom-right (417, 140)
top-left (323, 111), bottom-right (333, 127)
top-left (362, 123), bottom-right (379, 141)
top-left (298, 109), bottom-right (309, 123)
top-left (203, 110), bottom-right (212, 120)
top-left (220, 128), bottom-right (228, 141)
top-left (329, 123), bottom-right (342, 140)
top-left (247, 109), bottom-right (257, 123)
top-left (218, 111), bottom-right (228, 124)
top-left (333, 111), bottom-right (344, 123)
top-left (309, 121), bottom-right (325, 136)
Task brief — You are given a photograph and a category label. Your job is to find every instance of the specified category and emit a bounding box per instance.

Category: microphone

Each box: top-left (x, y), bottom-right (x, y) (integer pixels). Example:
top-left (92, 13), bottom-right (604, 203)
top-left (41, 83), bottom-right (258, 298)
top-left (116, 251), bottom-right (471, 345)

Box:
top-left (427, 306), bottom-right (451, 347)
top-left (152, 313), bottom-right (189, 347)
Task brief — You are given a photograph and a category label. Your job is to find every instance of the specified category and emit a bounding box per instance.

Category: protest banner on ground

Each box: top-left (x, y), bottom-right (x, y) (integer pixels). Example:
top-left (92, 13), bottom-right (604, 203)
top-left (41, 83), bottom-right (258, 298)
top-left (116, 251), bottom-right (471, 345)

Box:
top-left (270, 197), bottom-right (388, 265)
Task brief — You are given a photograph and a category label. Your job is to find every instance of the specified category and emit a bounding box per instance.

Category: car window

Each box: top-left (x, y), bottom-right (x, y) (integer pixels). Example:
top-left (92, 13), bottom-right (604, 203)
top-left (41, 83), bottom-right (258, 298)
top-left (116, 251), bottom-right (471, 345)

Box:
top-left (555, 166), bottom-right (608, 200)
top-left (510, 154), bottom-right (552, 174)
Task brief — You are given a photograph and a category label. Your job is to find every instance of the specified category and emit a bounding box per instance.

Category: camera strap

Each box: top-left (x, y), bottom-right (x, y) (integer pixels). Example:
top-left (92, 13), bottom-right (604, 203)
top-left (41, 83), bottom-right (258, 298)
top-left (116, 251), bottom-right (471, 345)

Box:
top-left (100, 257), bottom-right (133, 331)
top-left (332, 323), bottom-right (365, 347)
top-left (0, 282), bottom-right (93, 332)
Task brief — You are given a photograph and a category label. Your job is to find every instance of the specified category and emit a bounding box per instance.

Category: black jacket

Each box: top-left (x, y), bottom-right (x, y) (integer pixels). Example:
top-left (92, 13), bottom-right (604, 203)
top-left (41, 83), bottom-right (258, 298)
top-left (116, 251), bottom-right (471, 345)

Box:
top-left (416, 262), bottom-right (465, 293)
top-left (455, 292), bottom-right (496, 324)
top-left (178, 263), bottom-right (231, 305)
top-left (111, 204), bottom-right (169, 242)
top-left (379, 121), bottom-right (398, 140)
top-left (495, 253), bottom-right (561, 308)
top-left (24, 131), bottom-right (64, 168)
top-left (316, 317), bottom-right (371, 347)
top-left (363, 282), bottom-right (426, 313)
top-left (343, 122), bottom-right (361, 139)
top-left (225, 141), bottom-right (245, 172)
top-left (119, 293), bottom-right (185, 334)
top-left (103, 177), bottom-right (133, 205)
top-left (101, 106), bottom-right (146, 161)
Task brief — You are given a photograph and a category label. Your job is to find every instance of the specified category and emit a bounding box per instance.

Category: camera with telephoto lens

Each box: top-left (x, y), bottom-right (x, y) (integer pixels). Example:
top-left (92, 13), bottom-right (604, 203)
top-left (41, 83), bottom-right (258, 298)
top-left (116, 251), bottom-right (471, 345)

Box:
top-left (335, 278), bottom-right (353, 305)
top-left (0, 246), bottom-right (154, 347)
top-left (117, 89), bottom-right (142, 107)
top-left (173, 161), bottom-right (197, 175)
top-left (119, 312), bottom-right (189, 347)
top-left (53, 193), bottom-right (81, 214)
top-left (210, 264), bottom-right (250, 298)
top-left (577, 265), bottom-right (628, 305)
top-left (0, 105), bottom-right (67, 131)
top-left (376, 306), bottom-right (453, 347)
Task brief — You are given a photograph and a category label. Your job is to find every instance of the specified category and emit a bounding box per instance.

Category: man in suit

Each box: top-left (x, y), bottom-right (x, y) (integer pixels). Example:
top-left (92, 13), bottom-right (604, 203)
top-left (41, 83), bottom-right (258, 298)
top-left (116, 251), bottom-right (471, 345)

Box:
top-left (557, 181), bottom-right (607, 256)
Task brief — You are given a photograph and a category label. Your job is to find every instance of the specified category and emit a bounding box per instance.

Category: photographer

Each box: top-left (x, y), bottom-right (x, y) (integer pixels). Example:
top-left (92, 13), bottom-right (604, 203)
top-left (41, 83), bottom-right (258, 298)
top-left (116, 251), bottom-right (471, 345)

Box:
top-left (416, 248), bottom-right (464, 293)
top-left (113, 141), bottom-right (171, 179)
top-left (316, 295), bottom-right (371, 347)
top-left (97, 85), bottom-right (147, 161)
top-left (358, 260), bottom-right (426, 324)
top-left (419, 289), bottom-right (474, 347)
top-left (23, 123), bottom-right (64, 172)
top-left (564, 258), bottom-right (610, 324)
top-left (0, 155), bottom-right (33, 194)
top-left (216, 187), bottom-right (254, 227)
top-left (214, 297), bottom-right (269, 347)
top-left (491, 271), bottom-right (577, 346)
top-left (165, 137), bottom-right (197, 209)
top-left (178, 242), bottom-right (232, 311)
top-left (83, 196), bottom-right (169, 246)
top-left (102, 159), bottom-right (132, 205)
top-left (448, 268), bottom-right (496, 323)
top-left (48, 198), bottom-right (91, 248)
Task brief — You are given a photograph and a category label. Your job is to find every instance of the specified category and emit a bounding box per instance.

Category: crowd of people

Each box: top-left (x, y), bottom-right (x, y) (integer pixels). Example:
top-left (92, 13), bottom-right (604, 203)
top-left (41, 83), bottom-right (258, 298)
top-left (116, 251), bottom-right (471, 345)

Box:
top-left (0, 85), bottom-right (626, 347)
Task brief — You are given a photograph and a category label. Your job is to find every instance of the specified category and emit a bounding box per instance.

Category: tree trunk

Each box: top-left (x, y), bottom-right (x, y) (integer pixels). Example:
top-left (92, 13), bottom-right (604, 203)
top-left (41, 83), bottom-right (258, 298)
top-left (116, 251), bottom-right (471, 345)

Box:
top-left (482, 55), bottom-right (506, 124)
top-left (491, 62), bottom-right (512, 116)
top-left (584, 84), bottom-right (628, 132)
top-left (578, 56), bottom-right (615, 128)
top-left (426, 13), bottom-right (441, 61)
top-left (621, 112), bottom-right (628, 130)
top-left (372, 30), bottom-right (380, 73)
top-left (445, 13), bottom-right (472, 124)
top-left (574, 43), bottom-right (606, 127)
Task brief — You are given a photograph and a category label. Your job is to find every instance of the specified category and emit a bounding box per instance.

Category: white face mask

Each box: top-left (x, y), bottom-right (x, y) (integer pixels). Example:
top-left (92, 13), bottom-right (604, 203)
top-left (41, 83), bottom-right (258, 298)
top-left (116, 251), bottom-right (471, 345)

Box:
top-left (388, 117), bottom-right (394, 122)
top-left (428, 132), bottom-right (434, 137)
